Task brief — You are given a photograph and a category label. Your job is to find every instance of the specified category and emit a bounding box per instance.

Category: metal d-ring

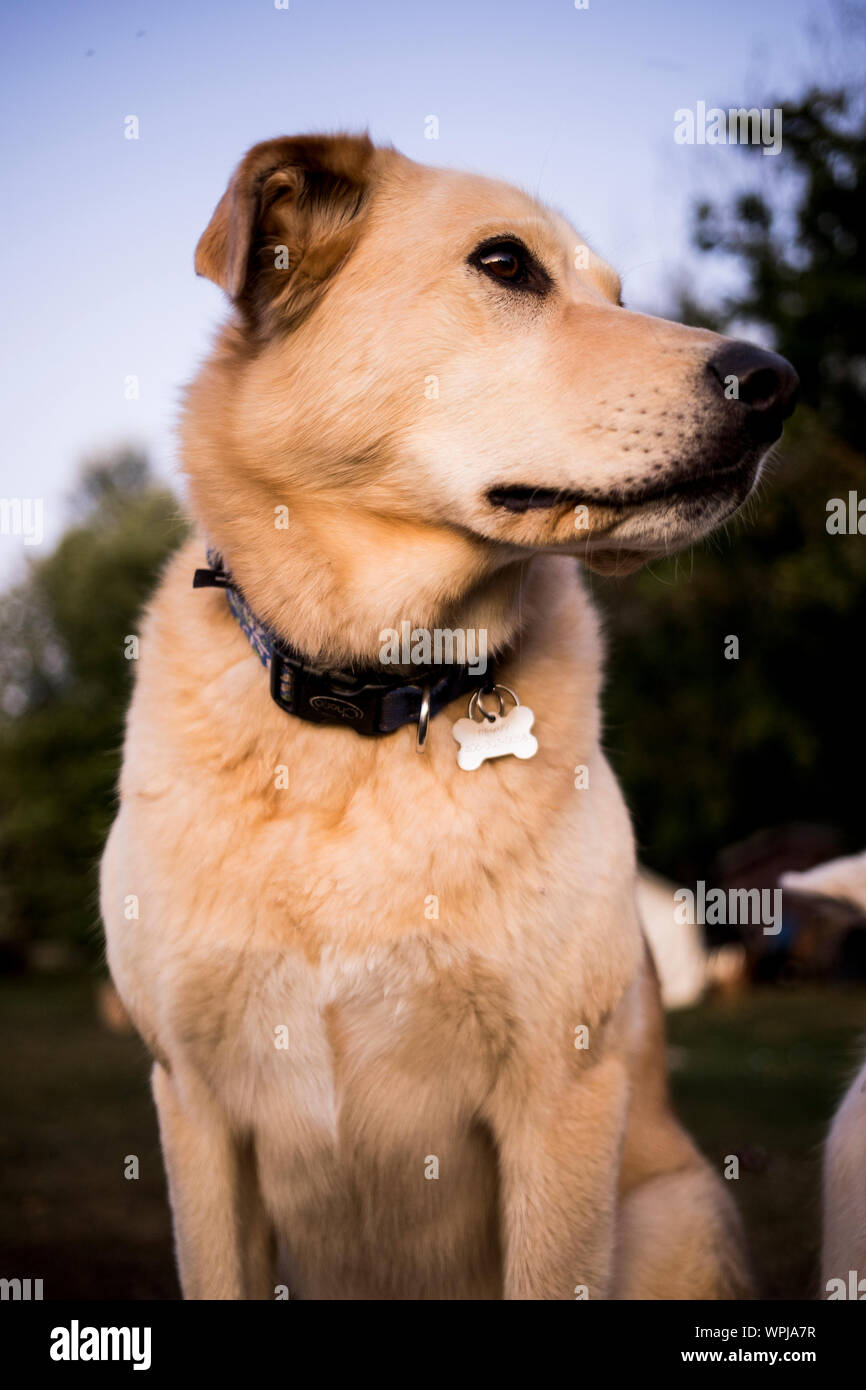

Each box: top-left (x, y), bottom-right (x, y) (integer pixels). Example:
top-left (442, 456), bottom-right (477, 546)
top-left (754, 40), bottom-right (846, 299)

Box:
top-left (416, 683), bottom-right (432, 752)
top-left (468, 684), bottom-right (520, 724)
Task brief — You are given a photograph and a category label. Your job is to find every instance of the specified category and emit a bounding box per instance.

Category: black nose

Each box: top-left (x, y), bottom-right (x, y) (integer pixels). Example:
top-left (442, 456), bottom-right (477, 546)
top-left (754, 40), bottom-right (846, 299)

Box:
top-left (707, 341), bottom-right (799, 441)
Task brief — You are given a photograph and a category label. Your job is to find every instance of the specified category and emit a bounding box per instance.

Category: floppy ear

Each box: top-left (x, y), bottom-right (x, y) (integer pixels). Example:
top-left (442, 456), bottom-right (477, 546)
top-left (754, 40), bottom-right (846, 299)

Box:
top-left (194, 133), bottom-right (377, 334)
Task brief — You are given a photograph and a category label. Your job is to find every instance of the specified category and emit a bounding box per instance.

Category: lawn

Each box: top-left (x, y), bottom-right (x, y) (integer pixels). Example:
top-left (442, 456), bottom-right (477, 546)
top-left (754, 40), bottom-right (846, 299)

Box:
top-left (1, 973), bottom-right (863, 1300)
top-left (0, 973), bottom-right (176, 1300)
top-left (667, 986), bottom-right (865, 1299)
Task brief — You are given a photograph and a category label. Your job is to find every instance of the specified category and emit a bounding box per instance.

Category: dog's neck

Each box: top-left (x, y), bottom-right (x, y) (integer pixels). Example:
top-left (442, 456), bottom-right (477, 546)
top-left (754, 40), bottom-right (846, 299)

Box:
top-left (203, 500), bottom-right (534, 671)
top-left (194, 507), bottom-right (543, 740)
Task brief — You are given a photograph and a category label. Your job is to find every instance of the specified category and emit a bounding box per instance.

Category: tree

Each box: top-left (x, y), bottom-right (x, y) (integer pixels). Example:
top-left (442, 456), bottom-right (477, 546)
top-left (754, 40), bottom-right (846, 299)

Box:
top-left (690, 88), bottom-right (866, 449)
top-left (600, 78), bottom-right (866, 881)
top-left (0, 451), bottom-right (187, 958)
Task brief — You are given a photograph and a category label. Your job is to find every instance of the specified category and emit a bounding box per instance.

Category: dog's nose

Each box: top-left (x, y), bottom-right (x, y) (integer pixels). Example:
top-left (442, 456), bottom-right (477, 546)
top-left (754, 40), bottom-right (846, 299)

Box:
top-left (707, 341), bottom-right (799, 441)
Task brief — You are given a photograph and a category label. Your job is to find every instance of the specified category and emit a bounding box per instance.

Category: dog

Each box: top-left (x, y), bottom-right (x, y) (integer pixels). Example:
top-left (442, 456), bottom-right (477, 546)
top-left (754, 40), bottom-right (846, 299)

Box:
top-left (822, 1056), bottom-right (866, 1298)
top-left (781, 855), bottom-right (866, 1297)
top-left (100, 133), bottom-right (797, 1299)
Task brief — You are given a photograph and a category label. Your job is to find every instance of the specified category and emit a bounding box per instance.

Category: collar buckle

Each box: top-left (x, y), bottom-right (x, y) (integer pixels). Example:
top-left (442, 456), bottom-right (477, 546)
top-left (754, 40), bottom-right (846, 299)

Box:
top-left (270, 643), bottom-right (385, 736)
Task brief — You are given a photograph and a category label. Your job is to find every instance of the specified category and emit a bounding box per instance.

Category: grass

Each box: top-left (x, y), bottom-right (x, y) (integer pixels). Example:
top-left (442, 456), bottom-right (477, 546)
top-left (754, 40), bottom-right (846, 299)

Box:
top-left (667, 988), bottom-right (866, 1299)
top-left (1, 972), bottom-right (863, 1300)
top-left (0, 972), bottom-right (176, 1299)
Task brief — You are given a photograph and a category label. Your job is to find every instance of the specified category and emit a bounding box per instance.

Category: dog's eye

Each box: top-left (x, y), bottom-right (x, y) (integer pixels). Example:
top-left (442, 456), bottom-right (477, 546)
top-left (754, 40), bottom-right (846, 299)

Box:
top-left (468, 237), bottom-right (550, 295)
top-left (478, 245), bottom-right (522, 280)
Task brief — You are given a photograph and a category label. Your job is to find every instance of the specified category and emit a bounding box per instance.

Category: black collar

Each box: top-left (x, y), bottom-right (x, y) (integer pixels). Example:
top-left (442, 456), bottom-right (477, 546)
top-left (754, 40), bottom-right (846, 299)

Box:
top-left (193, 553), bottom-right (493, 739)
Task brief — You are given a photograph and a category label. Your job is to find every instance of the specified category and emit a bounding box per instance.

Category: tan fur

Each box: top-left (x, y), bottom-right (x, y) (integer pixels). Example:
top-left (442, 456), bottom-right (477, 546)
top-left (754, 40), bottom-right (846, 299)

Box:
top-left (101, 134), bottom-right (759, 1299)
top-left (822, 1058), bottom-right (866, 1296)
top-left (782, 854), bottom-right (866, 1293)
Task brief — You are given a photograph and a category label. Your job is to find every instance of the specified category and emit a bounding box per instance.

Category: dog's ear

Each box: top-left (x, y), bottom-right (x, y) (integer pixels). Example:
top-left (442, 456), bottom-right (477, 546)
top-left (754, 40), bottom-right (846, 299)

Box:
top-left (195, 133), bottom-right (377, 334)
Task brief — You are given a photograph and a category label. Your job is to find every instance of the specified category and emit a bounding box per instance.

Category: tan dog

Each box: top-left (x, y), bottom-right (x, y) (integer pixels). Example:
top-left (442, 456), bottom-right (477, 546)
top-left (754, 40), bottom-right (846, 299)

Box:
top-left (101, 133), bottom-right (797, 1300)
top-left (822, 1057), bottom-right (866, 1298)
top-left (781, 855), bottom-right (866, 1297)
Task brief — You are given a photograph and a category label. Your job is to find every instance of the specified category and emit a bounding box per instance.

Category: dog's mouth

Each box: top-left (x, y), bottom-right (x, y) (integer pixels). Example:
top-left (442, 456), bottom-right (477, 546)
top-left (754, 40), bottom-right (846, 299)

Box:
top-left (487, 458), bottom-right (759, 515)
top-left (480, 453), bottom-right (764, 572)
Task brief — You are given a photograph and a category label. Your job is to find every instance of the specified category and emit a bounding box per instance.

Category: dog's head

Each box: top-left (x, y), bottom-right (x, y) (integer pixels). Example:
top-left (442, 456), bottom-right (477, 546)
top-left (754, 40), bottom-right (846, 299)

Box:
top-left (184, 134), bottom-right (797, 651)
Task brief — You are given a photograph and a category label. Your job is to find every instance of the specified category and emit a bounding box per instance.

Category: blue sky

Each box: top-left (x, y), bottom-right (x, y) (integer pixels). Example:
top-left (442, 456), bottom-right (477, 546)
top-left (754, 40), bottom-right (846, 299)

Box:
top-left (0, 0), bottom-right (847, 578)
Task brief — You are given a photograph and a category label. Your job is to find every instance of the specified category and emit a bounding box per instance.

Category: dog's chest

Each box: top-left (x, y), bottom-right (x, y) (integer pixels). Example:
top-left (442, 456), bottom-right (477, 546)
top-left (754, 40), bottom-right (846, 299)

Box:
top-left (172, 932), bottom-right (513, 1140)
top-left (167, 933), bottom-right (511, 1295)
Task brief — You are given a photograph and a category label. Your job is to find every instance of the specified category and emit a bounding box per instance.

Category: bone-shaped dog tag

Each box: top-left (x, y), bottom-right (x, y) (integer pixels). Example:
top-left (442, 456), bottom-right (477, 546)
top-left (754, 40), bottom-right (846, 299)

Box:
top-left (453, 687), bottom-right (538, 771)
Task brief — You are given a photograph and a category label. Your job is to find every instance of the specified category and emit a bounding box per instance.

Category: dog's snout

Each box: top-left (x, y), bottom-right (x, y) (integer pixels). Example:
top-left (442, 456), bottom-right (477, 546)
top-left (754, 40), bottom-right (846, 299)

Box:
top-left (707, 341), bottom-right (799, 439)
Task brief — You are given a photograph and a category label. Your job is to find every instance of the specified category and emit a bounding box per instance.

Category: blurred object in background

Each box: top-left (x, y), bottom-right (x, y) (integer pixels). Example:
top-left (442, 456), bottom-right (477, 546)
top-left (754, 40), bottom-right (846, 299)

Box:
top-left (714, 826), bottom-right (866, 985)
top-left (638, 866), bottom-right (746, 1008)
top-left (821, 1050), bottom-right (866, 1296)
top-left (0, 450), bottom-right (187, 970)
top-left (638, 866), bottom-right (709, 1008)
top-left (781, 848), bottom-right (866, 910)
top-left (782, 849), bottom-right (866, 983)
top-left (705, 943), bottom-right (749, 1000)
top-left (95, 978), bottom-right (134, 1034)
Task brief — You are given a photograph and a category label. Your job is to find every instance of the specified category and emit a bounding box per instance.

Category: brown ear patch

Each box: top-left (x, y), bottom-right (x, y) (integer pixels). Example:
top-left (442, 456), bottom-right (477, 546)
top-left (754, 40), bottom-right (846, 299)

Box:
top-left (194, 133), bottom-right (377, 337)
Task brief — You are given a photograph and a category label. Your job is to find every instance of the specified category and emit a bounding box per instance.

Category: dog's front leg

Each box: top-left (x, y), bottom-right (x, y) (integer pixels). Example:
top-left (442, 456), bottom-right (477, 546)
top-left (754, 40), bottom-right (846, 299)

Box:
top-left (152, 1062), bottom-right (274, 1300)
top-left (486, 1053), bottom-right (629, 1300)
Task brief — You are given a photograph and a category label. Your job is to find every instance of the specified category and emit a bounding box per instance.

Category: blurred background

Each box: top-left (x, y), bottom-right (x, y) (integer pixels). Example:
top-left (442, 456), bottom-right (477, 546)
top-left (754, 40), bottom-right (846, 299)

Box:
top-left (1, 0), bottom-right (865, 1300)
